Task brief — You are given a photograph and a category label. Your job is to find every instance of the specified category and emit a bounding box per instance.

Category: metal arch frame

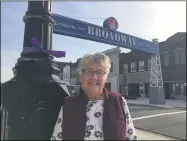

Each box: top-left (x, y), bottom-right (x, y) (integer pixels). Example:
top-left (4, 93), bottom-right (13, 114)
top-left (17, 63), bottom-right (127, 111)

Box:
top-left (52, 14), bottom-right (164, 89)
top-left (150, 53), bottom-right (163, 87)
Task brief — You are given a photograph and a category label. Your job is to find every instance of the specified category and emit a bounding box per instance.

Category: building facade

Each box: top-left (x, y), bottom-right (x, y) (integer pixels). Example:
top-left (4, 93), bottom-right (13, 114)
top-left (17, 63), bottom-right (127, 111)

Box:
top-left (118, 32), bottom-right (186, 100)
top-left (119, 50), bottom-right (151, 98)
top-left (159, 32), bottom-right (186, 100)
top-left (52, 61), bottom-right (61, 78)
top-left (55, 32), bottom-right (186, 100)
top-left (103, 47), bottom-right (151, 99)
top-left (57, 61), bottom-right (80, 94)
top-left (103, 47), bottom-right (121, 92)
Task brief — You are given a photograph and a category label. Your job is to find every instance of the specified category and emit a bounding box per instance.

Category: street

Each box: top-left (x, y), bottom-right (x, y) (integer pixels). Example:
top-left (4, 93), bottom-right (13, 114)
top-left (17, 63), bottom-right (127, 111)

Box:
top-left (128, 104), bottom-right (186, 140)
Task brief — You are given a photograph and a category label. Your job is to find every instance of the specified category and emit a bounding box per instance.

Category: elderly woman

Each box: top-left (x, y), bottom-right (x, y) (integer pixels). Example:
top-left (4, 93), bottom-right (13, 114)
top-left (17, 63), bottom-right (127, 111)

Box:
top-left (51, 52), bottom-right (137, 140)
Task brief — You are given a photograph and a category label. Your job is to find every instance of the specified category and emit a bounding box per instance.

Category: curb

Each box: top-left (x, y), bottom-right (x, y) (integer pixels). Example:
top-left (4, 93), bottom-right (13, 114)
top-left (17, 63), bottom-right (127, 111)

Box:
top-left (136, 128), bottom-right (180, 140)
top-left (174, 106), bottom-right (186, 109)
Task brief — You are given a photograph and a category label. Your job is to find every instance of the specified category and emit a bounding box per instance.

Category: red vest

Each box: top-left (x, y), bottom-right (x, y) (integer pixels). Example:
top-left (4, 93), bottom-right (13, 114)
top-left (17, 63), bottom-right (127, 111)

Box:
top-left (62, 88), bottom-right (126, 140)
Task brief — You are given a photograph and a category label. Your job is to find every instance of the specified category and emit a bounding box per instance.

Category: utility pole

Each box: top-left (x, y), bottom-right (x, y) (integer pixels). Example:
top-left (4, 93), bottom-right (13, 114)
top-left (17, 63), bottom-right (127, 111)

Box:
top-left (1, 1), bottom-right (68, 140)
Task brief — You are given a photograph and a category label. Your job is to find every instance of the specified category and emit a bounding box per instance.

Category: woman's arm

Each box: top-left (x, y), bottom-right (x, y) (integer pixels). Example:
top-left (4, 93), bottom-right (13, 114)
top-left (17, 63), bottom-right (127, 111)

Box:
top-left (51, 106), bottom-right (63, 140)
top-left (122, 97), bottom-right (137, 140)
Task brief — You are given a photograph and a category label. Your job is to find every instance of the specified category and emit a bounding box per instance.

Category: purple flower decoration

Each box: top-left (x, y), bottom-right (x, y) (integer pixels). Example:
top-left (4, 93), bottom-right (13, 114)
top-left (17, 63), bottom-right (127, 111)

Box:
top-left (21, 37), bottom-right (66, 58)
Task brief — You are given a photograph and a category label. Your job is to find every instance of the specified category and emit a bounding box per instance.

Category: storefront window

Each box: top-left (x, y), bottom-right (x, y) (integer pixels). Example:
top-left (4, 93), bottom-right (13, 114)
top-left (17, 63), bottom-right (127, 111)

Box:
top-left (139, 83), bottom-right (145, 97)
top-left (124, 86), bottom-right (128, 96)
top-left (172, 84), bottom-right (176, 94)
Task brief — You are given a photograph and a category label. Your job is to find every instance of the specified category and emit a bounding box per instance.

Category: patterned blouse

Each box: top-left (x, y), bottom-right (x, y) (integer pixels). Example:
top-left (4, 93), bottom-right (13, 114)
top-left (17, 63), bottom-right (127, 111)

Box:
top-left (51, 97), bottom-right (137, 140)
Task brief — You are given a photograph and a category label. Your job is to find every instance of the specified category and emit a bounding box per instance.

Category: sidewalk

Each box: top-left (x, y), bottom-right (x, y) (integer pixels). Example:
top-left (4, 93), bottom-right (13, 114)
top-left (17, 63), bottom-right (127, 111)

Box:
top-left (126, 97), bottom-right (186, 109)
top-left (136, 129), bottom-right (176, 140)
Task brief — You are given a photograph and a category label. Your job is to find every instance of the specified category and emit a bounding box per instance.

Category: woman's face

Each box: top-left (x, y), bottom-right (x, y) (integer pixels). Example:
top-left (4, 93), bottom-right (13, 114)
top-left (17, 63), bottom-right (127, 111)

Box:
top-left (79, 61), bottom-right (107, 98)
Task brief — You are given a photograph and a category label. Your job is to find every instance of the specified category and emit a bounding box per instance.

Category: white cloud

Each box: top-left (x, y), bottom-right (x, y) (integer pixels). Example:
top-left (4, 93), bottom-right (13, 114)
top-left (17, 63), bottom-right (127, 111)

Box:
top-left (1, 49), bottom-right (21, 67)
top-left (1, 49), bottom-right (20, 83)
top-left (57, 1), bottom-right (185, 41)
top-left (1, 66), bottom-right (14, 83)
top-left (152, 1), bottom-right (186, 41)
top-left (61, 2), bottom-right (156, 40)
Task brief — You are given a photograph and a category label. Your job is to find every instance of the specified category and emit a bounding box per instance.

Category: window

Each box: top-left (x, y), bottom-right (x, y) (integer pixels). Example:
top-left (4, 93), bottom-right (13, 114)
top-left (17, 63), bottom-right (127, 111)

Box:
top-left (148, 59), bottom-right (151, 70)
top-left (175, 51), bottom-right (180, 64)
top-left (71, 69), bottom-right (76, 78)
top-left (119, 84), bottom-right (123, 94)
top-left (181, 51), bottom-right (186, 64)
top-left (59, 72), bottom-right (63, 79)
top-left (184, 83), bottom-right (186, 96)
top-left (63, 72), bottom-right (70, 80)
top-left (124, 86), bottom-right (128, 96)
top-left (110, 62), bottom-right (113, 72)
top-left (175, 50), bottom-right (186, 64)
top-left (180, 83), bottom-right (184, 94)
top-left (184, 83), bottom-right (186, 87)
top-left (131, 62), bottom-right (136, 72)
top-left (139, 83), bottom-right (145, 97)
top-left (139, 60), bottom-right (144, 71)
top-left (172, 83), bottom-right (176, 94)
top-left (123, 64), bottom-right (128, 73)
top-left (163, 52), bottom-right (169, 66)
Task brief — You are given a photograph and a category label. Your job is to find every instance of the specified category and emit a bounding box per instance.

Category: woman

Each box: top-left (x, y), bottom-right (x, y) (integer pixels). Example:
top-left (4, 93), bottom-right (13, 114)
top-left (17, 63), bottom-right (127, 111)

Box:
top-left (51, 52), bottom-right (137, 140)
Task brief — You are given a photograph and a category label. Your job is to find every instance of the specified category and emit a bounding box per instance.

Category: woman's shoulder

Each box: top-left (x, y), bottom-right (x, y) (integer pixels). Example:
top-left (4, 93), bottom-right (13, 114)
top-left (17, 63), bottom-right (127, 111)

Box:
top-left (108, 91), bottom-right (122, 98)
top-left (65, 95), bottom-right (79, 100)
top-left (107, 91), bottom-right (126, 102)
top-left (63, 95), bottom-right (79, 108)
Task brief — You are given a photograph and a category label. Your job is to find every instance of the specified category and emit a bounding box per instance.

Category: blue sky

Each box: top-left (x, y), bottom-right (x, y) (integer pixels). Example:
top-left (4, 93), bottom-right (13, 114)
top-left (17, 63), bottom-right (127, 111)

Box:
top-left (1, 1), bottom-right (186, 82)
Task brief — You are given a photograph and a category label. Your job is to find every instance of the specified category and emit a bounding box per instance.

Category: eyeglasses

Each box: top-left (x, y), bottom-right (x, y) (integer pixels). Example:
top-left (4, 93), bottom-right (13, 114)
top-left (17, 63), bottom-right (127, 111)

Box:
top-left (82, 69), bottom-right (106, 77)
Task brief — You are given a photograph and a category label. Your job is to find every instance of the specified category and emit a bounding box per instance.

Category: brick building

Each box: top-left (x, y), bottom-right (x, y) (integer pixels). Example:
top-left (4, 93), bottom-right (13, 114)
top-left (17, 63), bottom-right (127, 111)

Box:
top-left (160, 32), bottom-right (186, 99)
top-left (54, 32), bottom-right (186, 100)
top-left (119, 50), bottom-right (151, 98)
top-left (118, 32), bottom-right (186, 100)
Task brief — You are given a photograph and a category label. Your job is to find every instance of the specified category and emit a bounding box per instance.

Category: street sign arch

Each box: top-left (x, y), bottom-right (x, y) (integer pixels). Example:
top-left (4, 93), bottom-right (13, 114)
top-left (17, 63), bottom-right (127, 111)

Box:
top-left (52, 13), bottom-right (159, 55)
top-left (52, 13), bottom-right (165, 104)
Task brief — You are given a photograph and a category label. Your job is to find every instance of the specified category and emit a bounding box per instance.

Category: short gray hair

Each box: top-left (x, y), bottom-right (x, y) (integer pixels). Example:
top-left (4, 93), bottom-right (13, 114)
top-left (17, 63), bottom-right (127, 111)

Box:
top-left (77, 52), bottom-right (111, 76)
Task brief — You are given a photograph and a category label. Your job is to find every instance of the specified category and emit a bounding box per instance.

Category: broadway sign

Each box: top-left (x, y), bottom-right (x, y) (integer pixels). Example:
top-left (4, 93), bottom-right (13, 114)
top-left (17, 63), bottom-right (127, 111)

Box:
top-left (52, 13), bottom-right (158, 54)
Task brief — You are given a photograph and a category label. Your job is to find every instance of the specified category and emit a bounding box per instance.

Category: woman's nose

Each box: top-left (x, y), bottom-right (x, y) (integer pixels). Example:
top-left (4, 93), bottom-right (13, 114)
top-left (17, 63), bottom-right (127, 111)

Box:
top-left (91, 72), bottom-right (98, 79)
